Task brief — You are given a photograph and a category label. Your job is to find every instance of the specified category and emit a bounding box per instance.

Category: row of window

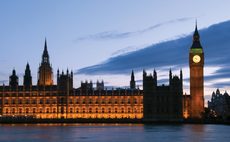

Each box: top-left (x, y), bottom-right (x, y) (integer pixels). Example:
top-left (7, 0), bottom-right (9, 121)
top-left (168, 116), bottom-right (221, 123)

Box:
top-left (1, 98), bottom-right (142, 105)
top-left (4, 107), bottom-right (143, 114)
top-left (0, 93), bottom-right (57, 96)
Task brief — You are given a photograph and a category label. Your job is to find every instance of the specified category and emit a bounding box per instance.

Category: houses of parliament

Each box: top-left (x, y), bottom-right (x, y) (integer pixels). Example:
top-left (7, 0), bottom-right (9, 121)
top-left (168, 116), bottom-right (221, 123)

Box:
top-left (0, 25), bottom-right (204, 121)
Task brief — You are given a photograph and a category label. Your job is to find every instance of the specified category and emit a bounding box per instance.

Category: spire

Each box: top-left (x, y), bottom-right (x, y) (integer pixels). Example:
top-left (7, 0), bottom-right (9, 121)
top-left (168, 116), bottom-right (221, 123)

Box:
top-left (180, 69), bottom-right (183, 87)
top-left (42, 38), bottom-right (50, 63)
top-left (191, 21), bottom-right (202, 49)
top-left (131, 70), bottom-right (135, 80)
top-left (130, 70), bottom-right (136, 89)
top-left (26, 62), bottom-right (30, 71)
top-left (194, 20), bottom-right (199, 40)
top-left (154, 69), bottom-right (157, 79)
top-left (169, 68), bottom-right (172, 80)
top-left (25, 63), bottom-right (31, 74)
top-left (143, 69), bottom-right (146, 77)
top-left (12, 68), bottom-right (16, 75)
top-left (24, 63), bottom-right (32, 87)
top-left (44, 38), bottom-right (48, 55)
top-left (67, 68), bottom-right (69, 75)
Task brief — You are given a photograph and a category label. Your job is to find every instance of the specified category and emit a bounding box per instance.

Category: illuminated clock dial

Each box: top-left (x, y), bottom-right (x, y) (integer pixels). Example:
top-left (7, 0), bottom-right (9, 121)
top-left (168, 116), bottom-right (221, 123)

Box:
top-left (193, 55), bottom-right (201, 63)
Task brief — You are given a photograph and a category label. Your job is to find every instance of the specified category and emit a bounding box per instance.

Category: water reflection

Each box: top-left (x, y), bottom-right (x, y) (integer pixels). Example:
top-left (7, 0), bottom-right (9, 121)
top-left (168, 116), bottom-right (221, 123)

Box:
top-left (0, 124), bottom-right (229, 142)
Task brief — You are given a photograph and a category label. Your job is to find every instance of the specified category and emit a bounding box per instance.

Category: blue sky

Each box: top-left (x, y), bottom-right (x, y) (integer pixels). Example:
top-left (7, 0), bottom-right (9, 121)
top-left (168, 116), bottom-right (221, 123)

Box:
top-left (1, 0), bottom-right (230, 102)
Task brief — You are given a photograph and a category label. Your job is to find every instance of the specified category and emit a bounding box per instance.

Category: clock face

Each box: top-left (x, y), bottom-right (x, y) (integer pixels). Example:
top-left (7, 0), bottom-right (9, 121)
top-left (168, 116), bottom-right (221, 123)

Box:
top-left (193, 55), bottom-right (201, 63)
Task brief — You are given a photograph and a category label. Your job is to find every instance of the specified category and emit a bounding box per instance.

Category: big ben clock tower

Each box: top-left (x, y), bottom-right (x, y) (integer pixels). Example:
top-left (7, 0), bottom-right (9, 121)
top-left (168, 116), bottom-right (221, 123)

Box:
top-left (189, 23), bottom-right (204, 119)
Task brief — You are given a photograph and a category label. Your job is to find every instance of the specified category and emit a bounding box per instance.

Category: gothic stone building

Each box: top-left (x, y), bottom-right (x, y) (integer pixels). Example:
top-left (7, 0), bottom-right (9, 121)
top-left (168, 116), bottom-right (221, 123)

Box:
top-left (0, 40), bottom-right (143, 119)
top-left (0, 40), bottom-right (182, 120)
top-left (143, 70), bottom-right (183, 121)
top-left (208, 89), bottom-right (230, 119)
top-left (0, 25), bottom-right (204, 121)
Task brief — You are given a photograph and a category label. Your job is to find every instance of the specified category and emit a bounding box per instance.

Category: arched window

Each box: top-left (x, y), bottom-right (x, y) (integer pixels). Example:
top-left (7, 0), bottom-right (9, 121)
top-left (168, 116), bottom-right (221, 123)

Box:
top-left (39, 108), bottom-right (43, 113)
top-left (46, 99), bottom-right (50, 104)
top-left (5, 108), bottom-right (9, 114)
top-left (33, 108), bottom-right (36, 113)
top-left (40, 99), bottom-right (43, 104)
top-left (115, 108), bottom-right (117, 113)
top-left (121, 108), bottom-right (124, 113)
top-left (46, 108), bottom-right (49, 113)
top-left (19, 108), bottom-right (22, 114)
top-left (26, 108), bottom-right (29, 114)
top-left (12, 108), bottom-right (15, 113)
top-left (134, 99), bottom-right (138, 104)
top-left (128, 108), bottom-right (131, 113)
top-left (4, 99), bottom-right (8, 104)
top-left (19, 99), bottom-right (22, 104)
top-left (12, 99), bottom-right (15, 104)
top-left (82, 99), bottom-right (85, 104)
top-left (32, 99), bottom-right (36, 104)
top-left (89, 108), bottom-right (92, 113)
top-left (89, 99), bottom-right (92, 104)
top-left (69, 99), bottom-right (73, 104)
top-left (70, 108), bottom-right (73, 113)
top-left (128, 99), bottom-right (130, 104)
top-left (53, 108), bottom-right (56, 113)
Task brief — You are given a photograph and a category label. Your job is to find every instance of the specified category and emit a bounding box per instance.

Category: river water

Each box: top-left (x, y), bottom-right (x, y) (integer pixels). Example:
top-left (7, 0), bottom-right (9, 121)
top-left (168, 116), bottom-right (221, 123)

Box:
top-left (0, 124), bottom-right (229, 142)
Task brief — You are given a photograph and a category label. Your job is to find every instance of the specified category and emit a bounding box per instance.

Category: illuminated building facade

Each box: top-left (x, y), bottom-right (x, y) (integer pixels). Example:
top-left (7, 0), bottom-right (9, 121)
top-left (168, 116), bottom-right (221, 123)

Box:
top-left (0, 25), bottom-right (205, 120)
top-left (0, 41), bottom-right (143, 119)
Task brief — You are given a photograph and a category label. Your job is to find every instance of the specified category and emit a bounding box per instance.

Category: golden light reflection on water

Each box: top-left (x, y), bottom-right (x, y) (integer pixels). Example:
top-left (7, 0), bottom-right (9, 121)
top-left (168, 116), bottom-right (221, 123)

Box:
top-left (0, 124), bottom-right (229, 142)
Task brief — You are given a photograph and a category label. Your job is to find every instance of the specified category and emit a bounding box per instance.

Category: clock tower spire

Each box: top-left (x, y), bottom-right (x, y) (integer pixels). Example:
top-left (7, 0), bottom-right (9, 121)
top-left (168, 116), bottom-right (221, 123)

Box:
top-left (189, 23), bottom-right (204, 119)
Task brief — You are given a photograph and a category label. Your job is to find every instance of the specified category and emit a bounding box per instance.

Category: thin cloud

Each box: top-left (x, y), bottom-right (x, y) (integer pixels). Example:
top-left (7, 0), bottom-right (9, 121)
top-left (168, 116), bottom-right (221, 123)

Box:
top-left (111, 44), bottom-right (148, 56)
top-left (75, 17), bottom-right (194, 42)
top-left (77, 20), bottom-right (230, 88)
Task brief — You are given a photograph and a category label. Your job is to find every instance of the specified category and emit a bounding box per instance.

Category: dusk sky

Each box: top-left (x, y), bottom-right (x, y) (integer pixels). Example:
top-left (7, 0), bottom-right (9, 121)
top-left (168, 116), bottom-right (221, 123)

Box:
top-left (1, 0), bottom-right (230, 103)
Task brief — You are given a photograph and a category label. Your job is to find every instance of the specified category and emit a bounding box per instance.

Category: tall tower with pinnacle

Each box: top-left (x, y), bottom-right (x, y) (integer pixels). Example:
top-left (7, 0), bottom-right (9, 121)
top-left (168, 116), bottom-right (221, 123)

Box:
top-left (189, 22), bottom-right (204, 119)
top-left (37, 39), bottom-right (53, 86)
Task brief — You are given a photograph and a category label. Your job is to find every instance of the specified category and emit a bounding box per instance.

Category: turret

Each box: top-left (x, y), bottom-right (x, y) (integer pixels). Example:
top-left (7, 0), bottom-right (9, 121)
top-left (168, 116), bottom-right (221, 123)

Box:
top-left (169, 68), bottom-right (172, 84)
top-left (143, 70), bottom-right (146, 78)
top-left (180, 69), bottom-right (183, 87)
top-left (57, 69), bottom-right (73, 91)
top-left (42, 38), bottom-right (50, 64)
top-left (130, 70), bottom-right (136, 89)
top-left (9, 69), bottom-right (18, 88)
top-left (96, 80), bottom-right (104, 91)
top-left (153, 69), bottom-right (157, 85)
top-left (23, 63), bottom-right (32, 88)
